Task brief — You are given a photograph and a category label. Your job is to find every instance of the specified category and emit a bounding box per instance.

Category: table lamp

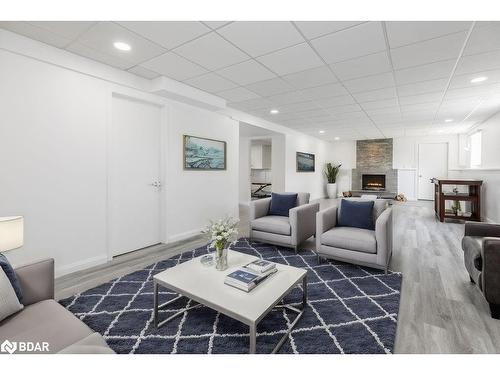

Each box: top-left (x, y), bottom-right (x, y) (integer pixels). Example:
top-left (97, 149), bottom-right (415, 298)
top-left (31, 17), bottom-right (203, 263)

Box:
top-left (0, 216), bottom-right (24, 252)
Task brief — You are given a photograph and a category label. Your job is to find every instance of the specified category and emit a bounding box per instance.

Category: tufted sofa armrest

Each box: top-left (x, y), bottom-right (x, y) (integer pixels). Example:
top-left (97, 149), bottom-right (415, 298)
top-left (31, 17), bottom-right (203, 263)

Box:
top-left (482, 238), bottom-right (500, 304)
top-left (465, 222), bottom-right (500, 238)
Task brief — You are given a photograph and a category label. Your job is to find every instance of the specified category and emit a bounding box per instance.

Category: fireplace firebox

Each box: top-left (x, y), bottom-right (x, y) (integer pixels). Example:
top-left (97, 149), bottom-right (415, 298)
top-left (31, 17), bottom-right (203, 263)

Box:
top-left (362, 174), bottom-right (386, 191)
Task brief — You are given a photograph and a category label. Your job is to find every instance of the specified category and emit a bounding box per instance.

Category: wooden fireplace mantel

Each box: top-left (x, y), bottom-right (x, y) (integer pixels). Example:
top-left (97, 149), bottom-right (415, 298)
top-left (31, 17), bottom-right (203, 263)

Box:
top-left (431, 178), bottom-right (483, 222)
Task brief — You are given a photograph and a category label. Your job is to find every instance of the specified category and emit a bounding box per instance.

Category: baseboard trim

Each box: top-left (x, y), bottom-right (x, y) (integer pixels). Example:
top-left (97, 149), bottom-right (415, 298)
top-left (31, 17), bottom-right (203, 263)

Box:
top-left (167, 229), bottom-right (203, 243)
top-left (56, 254), bottom-right (108, 277)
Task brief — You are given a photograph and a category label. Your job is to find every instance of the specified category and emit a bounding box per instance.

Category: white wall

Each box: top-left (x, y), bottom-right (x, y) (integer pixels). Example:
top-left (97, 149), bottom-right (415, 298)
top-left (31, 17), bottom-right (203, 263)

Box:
top-left (165, 102), bottom-right (238, 242)
top-left (449, 112), bottom-right (500, 223)
top-left (284, 135), bottom-right (330, 200)
top-left (238, 137), bottom-right (251, 204)
top-left (328, 140), bottom-right (356, 196)
top-left (0, 48), bottom-right (238, 275)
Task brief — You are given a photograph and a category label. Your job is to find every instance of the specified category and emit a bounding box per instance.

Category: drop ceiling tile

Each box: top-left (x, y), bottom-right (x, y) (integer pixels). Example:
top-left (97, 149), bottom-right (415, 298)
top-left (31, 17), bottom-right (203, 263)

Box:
top-left (311, 22), bottom-right (386, 64)
top-left (359, 98), bottom-right (399, 110)
top-left (184, 72), bottom-right (238, 93)
top-left (0, 21), bottom-right (95, 48)
top-left (315, 95), bottom-right (356, 107)
top-left (228, 97), bottom-right (275, 110)
top-left (277, 101), bottom-right (322, 114)
top-left (394, 59), bottom-right (455, 85)
top-left (444, 86), bottom-right (491, 100)
top-left (450, 69), bottom-right (500, 89)
top-left (245, 78), bottom-right (294, 97)
top-left (257, 43), bottom-right (324, 75)
top-left (71, 22), bottom-right (166, 66)
top-left (174, 32), bottom-right (248, 70)
top-left (398, 92), bottom-right (443, 105)
top-left (202, 21), bottom-right (233, 30)
top-left (352, 87), bottom-right (397, 103)
top-left (397, 78), bottom-right (448, 97)
top-left (326, 104), bottom-right (362, 114)
top-left (140, 52), bottom-right (207, 80)
top-left (118, 21), bottom-right (210, 49)
top-left (400, 102), bottom-right (440, 113)
top-left (464, 22), bottom-right (500, 56)
top-left (330, 51), bottom-right (391, 81)
top-left (268, 91), bottom-right (309, 105)
top-left (218, 87), bottom-right (260, 102)
top-left (386, 21), bottom-right (471, 49)
top-left (217, 21), bottom-right (304, 57)
top-left (300, 83), bottom-right (349, 100)
top-left (66, 42), bottom-right (135, 69)
top-left (127, 65), bottom-right (160, 79)
top-left (294, 21), bottom-right (365, 40)
top-left (216, 60), bottom-right (276, 85)
top-left (365, 106), bottom-right (401, 116)
top-left (456, 50), bottom-right (500, 74)
top-left (343, 72), bottom-right (395, 93)
top-left (282, 66), bottom-right (337, 89)
top-left (390, 32), bottom-right (467, 70)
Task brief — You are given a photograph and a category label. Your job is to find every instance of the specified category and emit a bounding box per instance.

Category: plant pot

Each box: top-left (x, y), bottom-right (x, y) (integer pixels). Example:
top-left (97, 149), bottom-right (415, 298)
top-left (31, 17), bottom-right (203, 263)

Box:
top-left (326, 183), bottom-right (337, 199)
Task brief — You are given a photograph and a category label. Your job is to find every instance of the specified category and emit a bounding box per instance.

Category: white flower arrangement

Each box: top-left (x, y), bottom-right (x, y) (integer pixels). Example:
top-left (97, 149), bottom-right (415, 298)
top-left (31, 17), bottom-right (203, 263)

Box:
top-left (203, 216), bottom-right (239, 251)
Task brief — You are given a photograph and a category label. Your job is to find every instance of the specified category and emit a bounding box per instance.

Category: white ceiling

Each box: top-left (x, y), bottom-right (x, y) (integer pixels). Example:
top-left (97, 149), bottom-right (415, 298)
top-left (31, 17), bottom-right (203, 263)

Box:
top-left (2, 20), bottom-right (500, 141)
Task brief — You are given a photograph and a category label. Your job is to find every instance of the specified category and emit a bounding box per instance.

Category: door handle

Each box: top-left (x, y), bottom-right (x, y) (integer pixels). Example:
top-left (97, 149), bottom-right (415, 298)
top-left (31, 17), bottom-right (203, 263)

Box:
top-left (150, 181), bottom-right (162, 188)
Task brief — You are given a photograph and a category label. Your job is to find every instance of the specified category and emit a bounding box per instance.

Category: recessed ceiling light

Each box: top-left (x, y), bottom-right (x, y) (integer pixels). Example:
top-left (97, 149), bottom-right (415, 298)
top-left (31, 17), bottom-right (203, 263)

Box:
top-left (270, 109), bottom-right (279, 114)
top-left (444, 119), bottom-right (453, 123)
top-left (113, 41), bottom-right (131, 51)
top-left (319, 130), bottom-right (325, 134)
top-left (334, 137), bottom-right (340, 141)
top-left (470, 76), bottom-right (487, 83)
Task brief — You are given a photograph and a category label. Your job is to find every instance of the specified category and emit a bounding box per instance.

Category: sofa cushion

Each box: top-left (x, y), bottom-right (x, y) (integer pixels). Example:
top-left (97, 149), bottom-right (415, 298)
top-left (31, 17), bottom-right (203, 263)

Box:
top-left (0, 299), bottom-right (93, 353)
top-left (0, 268), bottom-right (23, 322)
top-left (338, 199), bottom-right (375, 230)
top-left (321, 227), bottom-right (377, 254)
top-left (251, 215), bottom-right (291, 236)
top-left (0, 253), bottom-right (23, 302)
top-left (58, 332), bottom-right (114, 354)
top-left (268, 193), bottom-right (297, 217)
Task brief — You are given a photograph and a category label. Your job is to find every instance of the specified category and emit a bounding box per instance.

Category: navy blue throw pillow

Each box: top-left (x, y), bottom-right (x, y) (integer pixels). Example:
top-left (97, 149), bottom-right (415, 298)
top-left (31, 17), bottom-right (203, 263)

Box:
top-left (338, 199), bottom-right (375, 230)
top-left (268, 193), bottom-right (298, 217)
top-left (0, 253), bottom-right (23, 302)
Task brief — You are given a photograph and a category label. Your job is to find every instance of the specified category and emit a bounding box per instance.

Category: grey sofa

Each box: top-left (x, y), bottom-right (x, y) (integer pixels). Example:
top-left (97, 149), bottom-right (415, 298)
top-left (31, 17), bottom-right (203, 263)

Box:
top-left (0, 258), bottom-right (114, 354)
top-left (462, 222), bottom-right (500, 319)
top-left (249, 192), bottom-right (320, 253)
top-left (316, 198), bottom-right (393, 273)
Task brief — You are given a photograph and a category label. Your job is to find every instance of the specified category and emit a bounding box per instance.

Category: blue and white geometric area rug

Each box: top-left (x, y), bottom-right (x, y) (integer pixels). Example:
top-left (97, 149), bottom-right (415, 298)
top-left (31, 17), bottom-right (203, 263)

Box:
top-left (59, 238), bottom-right (402, 354)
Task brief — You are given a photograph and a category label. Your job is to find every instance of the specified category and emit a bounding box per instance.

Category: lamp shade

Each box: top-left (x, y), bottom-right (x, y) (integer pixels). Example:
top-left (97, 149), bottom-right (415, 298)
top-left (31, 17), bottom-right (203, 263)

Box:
top-left (0, 216), bottom-right (24, 252)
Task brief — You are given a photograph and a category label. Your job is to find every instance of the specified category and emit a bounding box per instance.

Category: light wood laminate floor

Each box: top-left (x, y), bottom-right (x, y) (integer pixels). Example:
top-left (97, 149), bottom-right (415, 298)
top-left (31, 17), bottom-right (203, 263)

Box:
top-left (55, 199), bottom-right (500, 353)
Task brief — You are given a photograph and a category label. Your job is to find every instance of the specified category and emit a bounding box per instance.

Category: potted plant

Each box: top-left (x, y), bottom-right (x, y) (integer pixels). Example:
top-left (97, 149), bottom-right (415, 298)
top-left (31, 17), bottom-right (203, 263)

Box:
top-left (203, 216), bottom-right (239, 271)
top-left (324, 163), bottom-right (342, 199)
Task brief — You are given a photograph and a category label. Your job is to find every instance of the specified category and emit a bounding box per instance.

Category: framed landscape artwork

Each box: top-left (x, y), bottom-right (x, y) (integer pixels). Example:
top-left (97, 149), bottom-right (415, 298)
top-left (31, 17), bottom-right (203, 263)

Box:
top-left (296, 152), bottom-right (315, 172)
top-left (183, 135), bottom-right (227, 170)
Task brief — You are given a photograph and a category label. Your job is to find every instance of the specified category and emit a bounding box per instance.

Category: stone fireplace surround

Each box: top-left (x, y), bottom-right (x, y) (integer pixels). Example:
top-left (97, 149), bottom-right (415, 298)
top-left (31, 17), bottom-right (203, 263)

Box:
top-left (351, 138), bottom-right (398, 194)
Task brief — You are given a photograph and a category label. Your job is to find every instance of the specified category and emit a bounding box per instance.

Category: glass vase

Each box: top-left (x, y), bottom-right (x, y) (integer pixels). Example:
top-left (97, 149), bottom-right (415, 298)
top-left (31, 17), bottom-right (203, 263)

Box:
top-left (215, 243), bottom-right (229, 271)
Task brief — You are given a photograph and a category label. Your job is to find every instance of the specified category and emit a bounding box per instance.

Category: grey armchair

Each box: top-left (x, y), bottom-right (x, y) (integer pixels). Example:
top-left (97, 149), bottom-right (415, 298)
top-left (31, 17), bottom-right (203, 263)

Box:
top-left (249, 192), bottom-right (320, 253)
top-left (462, 222), bottom-right (500, 319)
top-left (315, 198), bottom-right (393, 273)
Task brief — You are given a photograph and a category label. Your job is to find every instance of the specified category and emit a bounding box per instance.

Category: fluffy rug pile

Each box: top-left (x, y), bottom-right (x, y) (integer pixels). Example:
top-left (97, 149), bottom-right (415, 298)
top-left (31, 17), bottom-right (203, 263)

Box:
top-left (60, 238), bottom-right (402, 354)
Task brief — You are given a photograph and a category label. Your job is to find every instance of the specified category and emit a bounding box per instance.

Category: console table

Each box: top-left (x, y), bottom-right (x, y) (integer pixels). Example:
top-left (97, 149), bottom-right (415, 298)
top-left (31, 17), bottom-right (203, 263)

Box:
top-left (431, 178), bottom-right (483, 222)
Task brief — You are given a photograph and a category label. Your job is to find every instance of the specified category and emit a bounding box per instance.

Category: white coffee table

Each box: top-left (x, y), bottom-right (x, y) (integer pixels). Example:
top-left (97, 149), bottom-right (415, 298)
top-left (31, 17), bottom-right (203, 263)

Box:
top-left (153, 250), bottom-right (307, 354)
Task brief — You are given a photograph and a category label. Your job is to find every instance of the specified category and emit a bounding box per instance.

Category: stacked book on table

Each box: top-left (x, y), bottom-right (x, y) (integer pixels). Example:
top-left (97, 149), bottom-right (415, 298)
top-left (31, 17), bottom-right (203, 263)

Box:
top-left (224, 259), bottom-right (277, 292)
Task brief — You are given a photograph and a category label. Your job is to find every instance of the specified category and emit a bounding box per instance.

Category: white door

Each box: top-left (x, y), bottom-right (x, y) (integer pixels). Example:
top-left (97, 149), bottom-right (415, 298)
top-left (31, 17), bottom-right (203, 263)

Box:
top-left (109, 96), bottom-right (162, 256)
top-left (417, 143), bottom-right (448, 200)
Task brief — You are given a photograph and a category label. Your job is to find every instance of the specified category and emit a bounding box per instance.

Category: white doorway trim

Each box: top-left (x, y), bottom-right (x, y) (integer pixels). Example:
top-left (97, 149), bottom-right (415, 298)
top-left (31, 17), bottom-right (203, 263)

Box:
top-left (417, 142), bottom-right (448, 201)
top-left (106, 91), bottom-right (168, 261)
